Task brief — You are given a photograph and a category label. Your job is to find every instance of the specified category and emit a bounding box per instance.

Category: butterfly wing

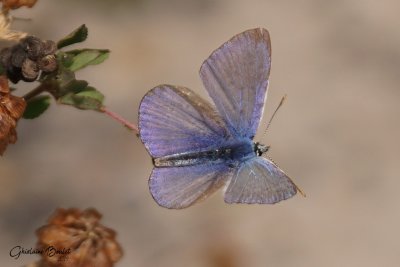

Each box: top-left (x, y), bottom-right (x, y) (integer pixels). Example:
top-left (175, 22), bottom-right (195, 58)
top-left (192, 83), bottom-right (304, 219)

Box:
top-left (150, 163), bottom-right (234, 209)
top-left (200, 28), bottom-right (271, 139)
top-left (224, 157), bottom-right (297, 204)
top-left (139, 84), bottom-right (230, 158)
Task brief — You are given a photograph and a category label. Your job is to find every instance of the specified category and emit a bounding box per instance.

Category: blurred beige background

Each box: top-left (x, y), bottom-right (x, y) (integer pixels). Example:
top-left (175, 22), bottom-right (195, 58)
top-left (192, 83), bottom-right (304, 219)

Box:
top-left (1, 0), bottom-right (400, 266)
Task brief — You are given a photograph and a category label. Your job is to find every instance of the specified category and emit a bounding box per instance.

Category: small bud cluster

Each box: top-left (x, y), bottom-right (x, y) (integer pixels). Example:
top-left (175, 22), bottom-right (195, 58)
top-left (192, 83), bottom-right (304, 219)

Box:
top-left (0, 36), bottom-right (57, 83)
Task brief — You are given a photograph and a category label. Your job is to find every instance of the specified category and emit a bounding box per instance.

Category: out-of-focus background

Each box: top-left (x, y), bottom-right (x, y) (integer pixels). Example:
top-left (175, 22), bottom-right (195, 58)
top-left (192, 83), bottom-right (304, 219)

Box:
top-left (1, 0), bottom-right (400, 266)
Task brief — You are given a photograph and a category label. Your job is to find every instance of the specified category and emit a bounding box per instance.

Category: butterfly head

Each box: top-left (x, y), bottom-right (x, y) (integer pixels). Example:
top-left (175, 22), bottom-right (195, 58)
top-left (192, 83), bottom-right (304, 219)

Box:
top-left (254, 142), bottom-right (270, 156)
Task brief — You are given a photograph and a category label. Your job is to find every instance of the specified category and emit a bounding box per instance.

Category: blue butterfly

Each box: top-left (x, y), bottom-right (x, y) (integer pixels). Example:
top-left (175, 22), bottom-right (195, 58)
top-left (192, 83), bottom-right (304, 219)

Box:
top-left (139, 28), bottom-right (302, 209)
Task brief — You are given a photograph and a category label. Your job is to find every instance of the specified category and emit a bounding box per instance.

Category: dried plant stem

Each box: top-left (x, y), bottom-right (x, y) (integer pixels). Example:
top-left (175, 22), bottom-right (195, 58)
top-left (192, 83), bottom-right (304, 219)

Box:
top-left (100, 106), bottom-right (139, 135)
top-left (23, 83), bottom-right (49, 101)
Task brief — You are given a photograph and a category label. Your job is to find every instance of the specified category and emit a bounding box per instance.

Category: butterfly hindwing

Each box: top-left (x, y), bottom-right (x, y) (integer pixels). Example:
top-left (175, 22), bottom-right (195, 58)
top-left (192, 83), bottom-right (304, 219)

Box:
top-left (149, 163), bottom-right (234, 209)
top-left (224, 157), bottom-right (297, 204)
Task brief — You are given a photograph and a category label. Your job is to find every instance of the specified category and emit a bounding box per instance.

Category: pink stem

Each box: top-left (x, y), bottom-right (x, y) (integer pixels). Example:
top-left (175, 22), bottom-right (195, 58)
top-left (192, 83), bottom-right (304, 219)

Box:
top-left (100, 106), bottom-right (139, 135)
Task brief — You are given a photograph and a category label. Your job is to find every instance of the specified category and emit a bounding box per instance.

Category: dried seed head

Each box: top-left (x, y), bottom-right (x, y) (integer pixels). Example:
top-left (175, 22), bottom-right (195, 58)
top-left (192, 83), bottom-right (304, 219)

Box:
top-left (42, 40), bottom-right (57, 56)
top-left (10, 45), bottom-right (27, 67)
top-left (0, 75), bottom-right (25, 155)
top-left (38, 55), bottom-right (57, 73)
top-left (36, 208), bottom-right (123, 267)
top-left (21, 57), bottom-right (39, 81)
top-left (1, 36), bottom-right (58, 83)
top-left (21, 36), bottom-right (44, 60)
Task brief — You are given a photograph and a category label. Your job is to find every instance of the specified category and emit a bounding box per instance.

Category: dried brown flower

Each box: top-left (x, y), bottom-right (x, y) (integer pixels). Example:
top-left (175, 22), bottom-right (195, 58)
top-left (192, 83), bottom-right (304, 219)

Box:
top-left (0, 75), bottom-right (25, 155)
top-left (1, 0), bottom-right (37, 11)
top-left (36, 208), bottom-right (123, 267)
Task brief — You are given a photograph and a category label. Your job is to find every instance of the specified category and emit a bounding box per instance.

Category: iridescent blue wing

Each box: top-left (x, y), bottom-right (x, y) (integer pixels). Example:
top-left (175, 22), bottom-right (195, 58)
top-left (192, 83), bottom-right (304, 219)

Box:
top-left (224, 157), bottom-right (297, 204)
top-left (139, 85), bottom-right (230, 158)
top-left (149, 163), bottom-right (234, 209)
top-left (200, 28), bottom-right (271, 138)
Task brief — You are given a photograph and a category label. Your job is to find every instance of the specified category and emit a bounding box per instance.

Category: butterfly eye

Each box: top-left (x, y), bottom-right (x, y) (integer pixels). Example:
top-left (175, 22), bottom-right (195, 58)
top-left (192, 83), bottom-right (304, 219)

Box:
top-left (254, 142), bottom-right (269, 156)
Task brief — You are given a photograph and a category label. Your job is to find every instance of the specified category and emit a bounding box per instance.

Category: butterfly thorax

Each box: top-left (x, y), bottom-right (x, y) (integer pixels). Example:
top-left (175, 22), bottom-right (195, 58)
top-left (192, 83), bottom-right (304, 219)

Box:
top-left (153, 139), bottom-right (257, 167)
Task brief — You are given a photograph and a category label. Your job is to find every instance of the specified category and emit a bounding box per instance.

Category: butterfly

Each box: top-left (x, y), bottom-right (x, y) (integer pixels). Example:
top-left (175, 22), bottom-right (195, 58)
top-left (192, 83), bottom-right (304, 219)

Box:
top-left (139, 28), bottom-right (302, 209)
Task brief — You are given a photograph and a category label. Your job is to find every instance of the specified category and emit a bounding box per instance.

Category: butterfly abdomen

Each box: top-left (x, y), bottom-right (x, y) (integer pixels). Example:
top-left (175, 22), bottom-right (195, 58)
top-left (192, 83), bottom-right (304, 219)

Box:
top-left (153, 139), bottom-right (255, 167)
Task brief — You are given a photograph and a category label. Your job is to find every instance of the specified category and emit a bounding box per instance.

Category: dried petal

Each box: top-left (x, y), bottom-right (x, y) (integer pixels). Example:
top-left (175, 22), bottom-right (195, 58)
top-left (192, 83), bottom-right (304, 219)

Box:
top-left (21, 57), bottom-right (39, 81)
top-left (0, 10), bottom-right (28, 40)
top-left (42, 40), bottom-right (57, 55)
top-left (0, 75), bottom-right (25, 155)
top-left (38, 55), bottom-right (57, 73)
top-left (10, 45), bottom-right (27, 67)
top-left (21, 36), bottom-right (44, 60)
top-left (0, 70), bottom-right (9, 93)
top-left (36, 208), bottom-right (123, 267)
top-left (3, 93), bottom-right (26, 118)
top-left (0, 47), bottom-right (12, 68)
top-left (1, 0), bottom-right (38, 11)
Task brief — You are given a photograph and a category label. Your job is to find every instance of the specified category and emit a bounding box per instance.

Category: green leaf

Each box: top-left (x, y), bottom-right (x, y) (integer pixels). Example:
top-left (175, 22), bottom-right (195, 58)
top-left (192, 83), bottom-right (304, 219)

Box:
top-left (59, 86), bottom-right (104, 110)
top-left (63, 49), bottom-right (110, 71)
top-left (61, 79), bottom-right (88, 95)
top-left (23, 95), bottom-right (51, 119)
top-left (57, 24), bottom-right (88, 49)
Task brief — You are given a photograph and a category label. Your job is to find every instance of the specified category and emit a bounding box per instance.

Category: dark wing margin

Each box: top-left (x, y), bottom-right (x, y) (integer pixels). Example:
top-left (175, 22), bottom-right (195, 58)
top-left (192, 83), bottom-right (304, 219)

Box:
top-left (200, 28), bottom-right (271, 139)
top-left (149, 163), bottom-right (234, 209)
top-left (139, 85), bottom-right (230, 158)
top-left (224, 157), bottom-right (297, 204)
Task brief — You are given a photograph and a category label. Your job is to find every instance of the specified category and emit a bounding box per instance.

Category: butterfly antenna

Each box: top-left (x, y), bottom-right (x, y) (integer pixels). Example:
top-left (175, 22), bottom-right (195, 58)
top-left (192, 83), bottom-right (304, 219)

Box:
top-left (264, 94), bottom-right (287, 134)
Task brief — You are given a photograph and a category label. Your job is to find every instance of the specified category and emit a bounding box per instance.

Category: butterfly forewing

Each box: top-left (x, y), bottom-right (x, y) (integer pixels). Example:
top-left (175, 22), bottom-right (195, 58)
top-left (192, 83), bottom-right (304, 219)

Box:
top-left (200, 28), bottom-right (271, 139)
top-left (139, 85), bottom-right (230, 158)
top-left (224, 157), bottom-right (297, 204)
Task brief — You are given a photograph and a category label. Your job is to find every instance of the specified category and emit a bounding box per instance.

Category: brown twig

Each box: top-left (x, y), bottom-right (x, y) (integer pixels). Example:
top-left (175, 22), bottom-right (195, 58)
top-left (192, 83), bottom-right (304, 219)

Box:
top-left (100, 106), bottom-right (139, 135)
top-left (22, 82), bottom-right (49, 101)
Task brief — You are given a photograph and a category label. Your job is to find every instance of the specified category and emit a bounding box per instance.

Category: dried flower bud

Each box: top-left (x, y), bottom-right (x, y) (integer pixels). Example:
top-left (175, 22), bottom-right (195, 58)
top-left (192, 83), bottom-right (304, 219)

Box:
top-left (38, 55), bottom-right (57, 73)
top-left (21, 36), bottom-right (44, 60)
top-left (10, 45), bottom-right (27, 67)
top-left (1, 0), bottom-right (38, 11)
top-left (0, 75), bottom-right (25, 155)
top-left (42, 40), bottom-right (57, 56)
top-left (6, 66), bottom-right (22, 83)
top-left (21, 57), bottom-right (39, 81)
top-left (0, 47), bottom-right (12, 67)
top-left (36, 208), bottom-right (123, 267)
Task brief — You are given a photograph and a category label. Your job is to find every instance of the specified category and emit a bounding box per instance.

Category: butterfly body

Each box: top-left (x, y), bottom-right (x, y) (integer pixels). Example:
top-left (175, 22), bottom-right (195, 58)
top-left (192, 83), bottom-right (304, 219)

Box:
top-left (153, 138), bottom-right (257, 168)
top-left (139, 28), bottom-right (300, 209)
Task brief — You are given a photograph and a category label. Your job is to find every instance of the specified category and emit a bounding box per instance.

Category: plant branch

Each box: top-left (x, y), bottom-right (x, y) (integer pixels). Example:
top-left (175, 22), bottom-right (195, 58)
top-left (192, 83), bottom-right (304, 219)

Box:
top-left (23, 83), bottom-right (49, 101)
top-left (100, 106), bottom-right (139, 135)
